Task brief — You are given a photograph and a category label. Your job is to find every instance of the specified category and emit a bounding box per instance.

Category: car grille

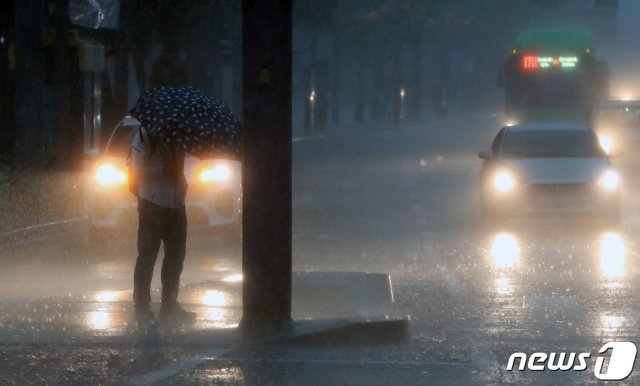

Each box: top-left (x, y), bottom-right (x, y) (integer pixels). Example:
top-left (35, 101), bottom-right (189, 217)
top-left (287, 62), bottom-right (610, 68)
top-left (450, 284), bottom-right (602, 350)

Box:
top-left (526, 183), bottom-right (593, 209)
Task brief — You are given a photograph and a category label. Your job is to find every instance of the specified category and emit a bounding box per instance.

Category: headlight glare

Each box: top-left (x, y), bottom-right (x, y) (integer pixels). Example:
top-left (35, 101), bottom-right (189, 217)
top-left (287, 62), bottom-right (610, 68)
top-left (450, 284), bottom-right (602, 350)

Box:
top-left (96, 164), bottom-right (127, 186)
top-left (599, 170), bottom-right (620, 190)
top-left (494, 171), bottom-right (516, 192)
top-left (599, 134), bottom-right (613, 154)
top-left (199, 164), bottom-right (231, 183)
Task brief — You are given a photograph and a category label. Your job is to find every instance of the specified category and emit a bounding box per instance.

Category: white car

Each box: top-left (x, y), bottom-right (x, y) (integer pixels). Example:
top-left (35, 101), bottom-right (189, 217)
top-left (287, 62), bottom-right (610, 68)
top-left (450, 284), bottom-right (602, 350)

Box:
top-left (479, 122), bottom-right (621, 224)
top-left (85, 117), bottom-right (242, 240)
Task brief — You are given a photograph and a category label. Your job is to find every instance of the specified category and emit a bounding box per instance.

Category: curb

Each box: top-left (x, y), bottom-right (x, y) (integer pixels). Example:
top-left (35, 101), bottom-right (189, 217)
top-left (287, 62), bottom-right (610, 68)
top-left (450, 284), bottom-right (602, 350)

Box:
top-left (282, 317), bottom-right (410, 346)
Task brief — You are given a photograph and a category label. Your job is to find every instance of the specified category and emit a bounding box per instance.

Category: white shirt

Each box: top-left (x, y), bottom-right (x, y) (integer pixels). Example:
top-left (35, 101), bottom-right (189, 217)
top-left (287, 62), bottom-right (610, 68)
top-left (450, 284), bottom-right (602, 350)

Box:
top-left (131, 127), bottom-right (187, 208)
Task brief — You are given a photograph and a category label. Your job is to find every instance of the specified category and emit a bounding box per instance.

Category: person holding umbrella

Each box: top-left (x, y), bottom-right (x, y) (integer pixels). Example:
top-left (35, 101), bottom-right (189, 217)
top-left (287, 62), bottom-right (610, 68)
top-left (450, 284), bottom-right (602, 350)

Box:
top-left (130, 125), bottom-right (194, 321)
top-left (128, 87), bottom-right (242, 321)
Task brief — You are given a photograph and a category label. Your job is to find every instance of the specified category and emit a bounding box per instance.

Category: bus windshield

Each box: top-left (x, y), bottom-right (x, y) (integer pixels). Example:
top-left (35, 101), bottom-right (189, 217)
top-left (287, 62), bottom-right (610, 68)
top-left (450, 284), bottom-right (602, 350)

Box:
top-left (516, 74), bottom-right (589, 109)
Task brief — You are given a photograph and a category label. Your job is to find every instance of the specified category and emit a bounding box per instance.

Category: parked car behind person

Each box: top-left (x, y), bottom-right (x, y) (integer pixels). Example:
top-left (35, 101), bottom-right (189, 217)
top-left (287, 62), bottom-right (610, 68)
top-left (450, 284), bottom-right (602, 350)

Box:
top-left (85, 116), bottom-right (242, 245)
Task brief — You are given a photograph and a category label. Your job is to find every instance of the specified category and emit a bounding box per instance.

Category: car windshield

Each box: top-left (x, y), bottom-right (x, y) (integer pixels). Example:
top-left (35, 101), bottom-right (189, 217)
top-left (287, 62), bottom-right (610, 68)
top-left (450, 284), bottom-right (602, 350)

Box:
top-left (106, 125), bottom-right (137, 157)
top-left (500, 129), bottom-right (604, 158)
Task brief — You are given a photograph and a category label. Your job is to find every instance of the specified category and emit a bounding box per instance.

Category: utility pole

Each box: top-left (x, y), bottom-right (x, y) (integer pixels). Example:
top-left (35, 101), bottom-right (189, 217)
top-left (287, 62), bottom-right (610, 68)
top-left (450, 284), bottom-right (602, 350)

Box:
top-left (241, 0), bottom-right (293, 330)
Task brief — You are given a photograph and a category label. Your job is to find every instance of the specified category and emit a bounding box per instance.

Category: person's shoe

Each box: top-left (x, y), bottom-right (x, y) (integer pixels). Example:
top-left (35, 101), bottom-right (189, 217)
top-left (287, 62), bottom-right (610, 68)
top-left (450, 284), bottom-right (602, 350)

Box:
top-left (159, 303), bottom-right (197, 321)
top-left (134, 306), bottom-right (155, 322)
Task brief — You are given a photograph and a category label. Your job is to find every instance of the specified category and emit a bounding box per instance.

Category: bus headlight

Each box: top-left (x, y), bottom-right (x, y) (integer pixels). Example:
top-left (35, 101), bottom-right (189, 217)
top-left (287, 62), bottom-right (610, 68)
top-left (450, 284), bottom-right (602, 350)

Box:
top-left (494, 171), bottom-right (516, 192)
top-left (599, 170), bottom-right (620, 191)
top-left (96, 164), bottom-right (127, 186)
top-left (199, 164), bottom-right (231, 183)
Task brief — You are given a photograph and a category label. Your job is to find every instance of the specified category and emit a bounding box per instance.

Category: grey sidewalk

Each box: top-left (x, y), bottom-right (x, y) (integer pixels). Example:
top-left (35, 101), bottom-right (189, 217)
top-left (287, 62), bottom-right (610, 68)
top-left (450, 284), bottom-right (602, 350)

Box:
top-left (0, 271), bottom-right (406, 347)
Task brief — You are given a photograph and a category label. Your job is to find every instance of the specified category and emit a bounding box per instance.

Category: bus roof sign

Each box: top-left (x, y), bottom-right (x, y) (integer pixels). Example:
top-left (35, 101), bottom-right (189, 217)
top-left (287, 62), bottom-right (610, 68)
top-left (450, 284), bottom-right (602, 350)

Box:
top-left (515, 29), bottom-right (593, 54)
top-left (521, 54), bottom-right (579, 71)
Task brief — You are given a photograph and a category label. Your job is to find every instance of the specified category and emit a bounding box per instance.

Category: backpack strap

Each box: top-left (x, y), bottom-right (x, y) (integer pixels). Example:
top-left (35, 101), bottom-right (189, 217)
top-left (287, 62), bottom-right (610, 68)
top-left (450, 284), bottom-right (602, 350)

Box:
top-left (126, 143), bottom-right (137, 197)
top-left (137, 126), bottom-right (158, 164)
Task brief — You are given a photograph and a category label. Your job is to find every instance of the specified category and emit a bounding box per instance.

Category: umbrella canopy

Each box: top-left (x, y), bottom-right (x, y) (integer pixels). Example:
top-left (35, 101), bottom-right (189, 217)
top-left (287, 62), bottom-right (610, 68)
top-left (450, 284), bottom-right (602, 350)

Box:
top-left (129, 87), bottom-right (242, 160)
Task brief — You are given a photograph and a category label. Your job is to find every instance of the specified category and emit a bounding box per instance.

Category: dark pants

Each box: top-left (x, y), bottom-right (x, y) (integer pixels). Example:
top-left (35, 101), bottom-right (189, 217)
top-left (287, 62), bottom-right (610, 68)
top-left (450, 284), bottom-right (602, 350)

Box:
top-left (133, 198), bottom-right (187, 308)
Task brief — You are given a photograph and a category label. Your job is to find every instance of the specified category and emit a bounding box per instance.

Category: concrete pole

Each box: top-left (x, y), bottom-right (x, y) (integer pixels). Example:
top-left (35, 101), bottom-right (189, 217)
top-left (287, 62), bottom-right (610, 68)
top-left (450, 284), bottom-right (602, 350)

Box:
top-left (241, 0), bottom-right (293, 330)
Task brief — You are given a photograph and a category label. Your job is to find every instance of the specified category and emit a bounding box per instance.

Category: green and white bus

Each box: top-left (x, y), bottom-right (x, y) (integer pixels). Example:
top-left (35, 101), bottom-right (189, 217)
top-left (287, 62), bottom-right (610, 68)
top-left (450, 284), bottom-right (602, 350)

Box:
top-left (498, 29), bottom-right (608, 124)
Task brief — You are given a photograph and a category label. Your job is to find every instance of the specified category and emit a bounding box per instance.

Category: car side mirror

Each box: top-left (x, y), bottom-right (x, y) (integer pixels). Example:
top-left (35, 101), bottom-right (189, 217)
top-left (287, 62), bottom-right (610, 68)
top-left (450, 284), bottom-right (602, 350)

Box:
top-left (478, 150), bottom-right (494, 160)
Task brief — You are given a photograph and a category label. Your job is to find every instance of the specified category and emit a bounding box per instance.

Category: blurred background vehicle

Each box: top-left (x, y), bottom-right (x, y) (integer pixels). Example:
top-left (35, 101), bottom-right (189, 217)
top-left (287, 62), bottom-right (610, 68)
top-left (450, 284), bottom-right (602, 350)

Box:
top-left (592, 98), bottom-right (640, 170)
top-left (479, 122), bottom-right (621, 225)
top-left (84, 117), bottom-right (242, 244)
top-left (498, 28), bottom-right (609, 126)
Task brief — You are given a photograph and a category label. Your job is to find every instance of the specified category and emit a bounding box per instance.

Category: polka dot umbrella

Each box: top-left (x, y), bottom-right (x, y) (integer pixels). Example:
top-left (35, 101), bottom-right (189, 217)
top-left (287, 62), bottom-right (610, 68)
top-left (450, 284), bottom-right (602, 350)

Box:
top-left (129, 86), bottom-right (242, 160)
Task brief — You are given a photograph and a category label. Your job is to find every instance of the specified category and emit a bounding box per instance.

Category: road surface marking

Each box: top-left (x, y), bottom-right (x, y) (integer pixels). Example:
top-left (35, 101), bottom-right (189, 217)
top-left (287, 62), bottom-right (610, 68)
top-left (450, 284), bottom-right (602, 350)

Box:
top-left (133, 354), bottom-right (477, 384)
top-left (129, 348), bottom-right (230, 385)
top-left (0, 217), bottom-right (87, 239)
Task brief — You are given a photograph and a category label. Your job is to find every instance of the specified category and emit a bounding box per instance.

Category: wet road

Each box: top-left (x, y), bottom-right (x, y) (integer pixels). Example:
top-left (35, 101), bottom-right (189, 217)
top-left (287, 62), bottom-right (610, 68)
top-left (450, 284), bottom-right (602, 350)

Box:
top-left (2, 114), bottom-right (640, 384)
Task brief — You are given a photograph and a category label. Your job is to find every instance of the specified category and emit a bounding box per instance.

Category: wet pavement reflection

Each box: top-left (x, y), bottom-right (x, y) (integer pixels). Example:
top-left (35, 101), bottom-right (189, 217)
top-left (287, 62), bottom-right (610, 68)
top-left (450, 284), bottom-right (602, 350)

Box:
top-left (465, 220), bottom-right (640, 378)
top-left (5, 119), bottom-right (640, 384)
top-left (490, 233), bottom-right (520, 270)
top-left (600, 232), bottom-right (626, 279)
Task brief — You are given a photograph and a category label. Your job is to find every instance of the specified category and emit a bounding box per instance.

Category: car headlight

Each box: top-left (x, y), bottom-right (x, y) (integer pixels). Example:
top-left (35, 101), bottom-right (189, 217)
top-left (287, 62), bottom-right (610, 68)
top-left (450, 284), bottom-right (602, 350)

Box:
top-left (95, 163), bottom-right (127, 186)
top-left (199, 164), bottom-right (231, 183)
top-left (599, 170), bottom-right (620, 191)
top-left (494, 171), bottom-right (516, 192)
top-left (599, 134), bottom-right (613, 154)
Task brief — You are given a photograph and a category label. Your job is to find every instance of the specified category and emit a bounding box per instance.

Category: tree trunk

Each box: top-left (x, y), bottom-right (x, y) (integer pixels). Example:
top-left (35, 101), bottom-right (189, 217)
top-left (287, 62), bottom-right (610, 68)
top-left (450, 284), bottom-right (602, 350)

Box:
top-left (129, 0), bottom-right (151, 95)
top-left (408, 37), bottom-right (423, 122)
top-left (370, 46), bottom-right (385, 123)
top-left (304, 28), bottom-right (319, 133)
top-left (354, 55), bottom-right (364, 124)
top-left (330, 30), bottom-right (341, 126)
top-left (0, 1), bottom-right (16, 161)
top-left (392, 44), bottom-right (403, 127)
top-left (52, 0), bottom-right (72, 167)
top-left (114, 0), bottom-right (130, 114)
top-left (231, 43), bottom-right (243, 117)
top-left (14, 0), bottom-right (45, 168)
